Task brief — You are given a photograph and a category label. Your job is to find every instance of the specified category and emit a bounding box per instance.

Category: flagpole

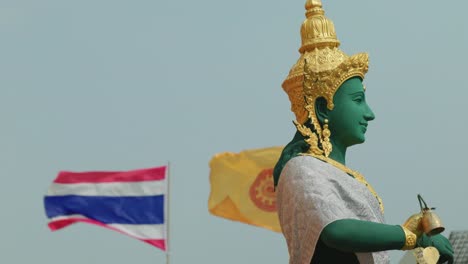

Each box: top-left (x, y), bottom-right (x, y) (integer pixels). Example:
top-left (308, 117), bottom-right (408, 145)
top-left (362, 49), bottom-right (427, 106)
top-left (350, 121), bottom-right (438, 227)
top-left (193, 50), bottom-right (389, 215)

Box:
top-left (166, 162), bottom-right (171, 264)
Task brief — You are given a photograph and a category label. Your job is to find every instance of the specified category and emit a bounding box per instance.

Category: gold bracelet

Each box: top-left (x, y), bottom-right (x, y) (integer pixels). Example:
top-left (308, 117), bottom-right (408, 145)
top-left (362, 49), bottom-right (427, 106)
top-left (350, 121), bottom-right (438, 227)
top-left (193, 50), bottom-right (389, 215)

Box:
top-left (400, 225), bottom-right (417, 250)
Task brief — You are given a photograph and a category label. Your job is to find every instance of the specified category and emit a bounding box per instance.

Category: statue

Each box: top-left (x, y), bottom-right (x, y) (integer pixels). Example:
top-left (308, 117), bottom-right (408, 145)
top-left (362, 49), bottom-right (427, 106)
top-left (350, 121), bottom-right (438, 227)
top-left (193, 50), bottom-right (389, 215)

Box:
top-left (273, 1), bottom-right (453, 263)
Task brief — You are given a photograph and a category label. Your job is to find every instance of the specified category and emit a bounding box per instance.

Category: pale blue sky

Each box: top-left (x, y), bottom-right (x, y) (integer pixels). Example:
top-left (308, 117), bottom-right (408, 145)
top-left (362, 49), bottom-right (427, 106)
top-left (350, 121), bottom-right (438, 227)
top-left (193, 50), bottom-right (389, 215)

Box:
top-left (1, 0), bottom-right (467, 263)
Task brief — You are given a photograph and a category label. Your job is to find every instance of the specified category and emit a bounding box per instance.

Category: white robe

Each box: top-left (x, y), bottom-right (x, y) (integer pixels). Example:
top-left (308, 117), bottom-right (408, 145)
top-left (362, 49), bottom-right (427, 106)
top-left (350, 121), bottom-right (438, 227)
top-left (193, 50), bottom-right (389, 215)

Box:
top-left (276, 155), bottom-right (390, 264)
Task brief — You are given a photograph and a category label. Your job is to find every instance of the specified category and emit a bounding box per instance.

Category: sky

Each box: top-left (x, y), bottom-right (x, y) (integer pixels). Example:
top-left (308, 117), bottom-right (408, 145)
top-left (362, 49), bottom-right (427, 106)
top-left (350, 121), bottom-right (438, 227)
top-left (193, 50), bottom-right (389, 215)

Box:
top-left (1, 0), bottom-right (467, 263)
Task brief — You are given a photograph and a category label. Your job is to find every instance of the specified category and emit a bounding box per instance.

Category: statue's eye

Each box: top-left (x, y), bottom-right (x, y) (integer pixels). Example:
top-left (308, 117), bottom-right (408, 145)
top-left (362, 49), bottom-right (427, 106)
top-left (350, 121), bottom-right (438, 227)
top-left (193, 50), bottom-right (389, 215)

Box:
top-left (353, 97), bottom-right (363, 103)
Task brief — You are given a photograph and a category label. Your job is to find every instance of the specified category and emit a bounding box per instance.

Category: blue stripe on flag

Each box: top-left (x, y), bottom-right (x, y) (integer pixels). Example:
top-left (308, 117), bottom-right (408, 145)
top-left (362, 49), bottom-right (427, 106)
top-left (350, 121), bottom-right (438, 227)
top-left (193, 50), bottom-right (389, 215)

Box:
top-left (44, 195), bottom-right (164, 224)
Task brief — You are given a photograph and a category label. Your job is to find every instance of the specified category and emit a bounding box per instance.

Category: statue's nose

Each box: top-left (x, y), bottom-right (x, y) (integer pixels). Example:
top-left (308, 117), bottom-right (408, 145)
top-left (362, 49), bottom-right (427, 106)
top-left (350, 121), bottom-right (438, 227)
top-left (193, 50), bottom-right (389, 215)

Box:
top-left (364, 104), bottom-right (375, 121)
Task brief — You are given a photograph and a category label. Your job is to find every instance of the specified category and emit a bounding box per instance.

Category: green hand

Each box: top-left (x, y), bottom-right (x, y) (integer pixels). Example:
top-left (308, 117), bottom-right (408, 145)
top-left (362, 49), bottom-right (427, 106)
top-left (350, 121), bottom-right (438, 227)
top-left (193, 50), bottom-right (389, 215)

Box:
top-left (417, 234), bottom-right (454, 264)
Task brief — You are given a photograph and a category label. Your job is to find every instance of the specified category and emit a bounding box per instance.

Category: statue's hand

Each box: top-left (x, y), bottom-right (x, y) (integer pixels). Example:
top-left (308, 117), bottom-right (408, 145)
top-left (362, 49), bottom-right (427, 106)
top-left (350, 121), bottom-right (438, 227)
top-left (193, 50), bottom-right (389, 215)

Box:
top-left (417, 234), bottom-right (454, 264)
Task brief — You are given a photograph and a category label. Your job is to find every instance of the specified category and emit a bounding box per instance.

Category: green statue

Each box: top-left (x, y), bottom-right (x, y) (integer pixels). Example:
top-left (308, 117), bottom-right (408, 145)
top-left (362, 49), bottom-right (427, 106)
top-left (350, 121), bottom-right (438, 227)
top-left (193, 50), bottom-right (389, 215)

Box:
top-left (274, 1), bottom-right (453, 263)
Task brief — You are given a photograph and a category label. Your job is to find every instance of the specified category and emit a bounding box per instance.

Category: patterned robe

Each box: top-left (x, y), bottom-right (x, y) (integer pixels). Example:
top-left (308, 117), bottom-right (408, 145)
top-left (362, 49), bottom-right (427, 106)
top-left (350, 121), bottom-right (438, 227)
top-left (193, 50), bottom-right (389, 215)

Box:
top-left (276, 155), bottom-right (390, 264)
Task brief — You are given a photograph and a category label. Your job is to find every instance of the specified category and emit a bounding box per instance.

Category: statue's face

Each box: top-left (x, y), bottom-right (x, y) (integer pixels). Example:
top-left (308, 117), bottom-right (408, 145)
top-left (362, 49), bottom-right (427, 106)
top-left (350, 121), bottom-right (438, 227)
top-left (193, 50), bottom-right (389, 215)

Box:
top-left (327, 77), bottom-right (375, 147)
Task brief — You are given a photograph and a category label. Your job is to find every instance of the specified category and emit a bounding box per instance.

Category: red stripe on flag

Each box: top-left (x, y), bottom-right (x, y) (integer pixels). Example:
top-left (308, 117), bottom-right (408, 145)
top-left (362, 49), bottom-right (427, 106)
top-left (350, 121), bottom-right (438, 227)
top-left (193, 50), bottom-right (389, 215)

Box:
top-left (142, 239), bottom-right (166, 250)
top-left (54, 166), bottom-right (167, 183)
top-left (48, 217), bottom-right (166, 251)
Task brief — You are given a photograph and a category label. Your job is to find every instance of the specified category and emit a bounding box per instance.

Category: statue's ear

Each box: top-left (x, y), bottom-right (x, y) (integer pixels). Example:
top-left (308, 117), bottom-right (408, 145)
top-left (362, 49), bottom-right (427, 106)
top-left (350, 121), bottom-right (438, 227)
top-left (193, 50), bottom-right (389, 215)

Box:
top-left (314, 97), bottom-right (329, 125)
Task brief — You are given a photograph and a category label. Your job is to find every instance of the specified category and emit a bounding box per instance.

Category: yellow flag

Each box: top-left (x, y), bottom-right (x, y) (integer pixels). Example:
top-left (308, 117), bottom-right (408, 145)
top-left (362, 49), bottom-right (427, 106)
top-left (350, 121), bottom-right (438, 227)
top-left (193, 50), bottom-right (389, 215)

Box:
top-left (208, 146), bottom-right (283, 233)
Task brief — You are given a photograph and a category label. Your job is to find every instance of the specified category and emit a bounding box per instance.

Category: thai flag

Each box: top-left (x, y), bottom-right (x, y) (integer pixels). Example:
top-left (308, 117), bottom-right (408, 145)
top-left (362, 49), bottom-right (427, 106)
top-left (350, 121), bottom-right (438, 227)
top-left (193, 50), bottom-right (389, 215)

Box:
top-left (44, 166), bottom-right (167, 251)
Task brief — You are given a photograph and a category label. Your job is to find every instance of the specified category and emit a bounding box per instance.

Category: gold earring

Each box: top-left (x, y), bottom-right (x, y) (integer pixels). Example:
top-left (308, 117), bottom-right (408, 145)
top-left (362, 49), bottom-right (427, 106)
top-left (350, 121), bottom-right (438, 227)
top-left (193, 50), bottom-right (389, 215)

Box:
top-left (322, 119), bottom-right (332, 157)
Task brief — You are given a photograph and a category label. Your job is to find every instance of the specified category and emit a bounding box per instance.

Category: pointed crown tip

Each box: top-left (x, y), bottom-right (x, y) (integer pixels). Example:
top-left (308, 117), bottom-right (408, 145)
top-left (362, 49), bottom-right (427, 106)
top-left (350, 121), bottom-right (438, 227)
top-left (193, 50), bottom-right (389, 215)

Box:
top-left (305, 0), bottom-right (322, 9)
top-left (300, 0), bottom-right (339, 53)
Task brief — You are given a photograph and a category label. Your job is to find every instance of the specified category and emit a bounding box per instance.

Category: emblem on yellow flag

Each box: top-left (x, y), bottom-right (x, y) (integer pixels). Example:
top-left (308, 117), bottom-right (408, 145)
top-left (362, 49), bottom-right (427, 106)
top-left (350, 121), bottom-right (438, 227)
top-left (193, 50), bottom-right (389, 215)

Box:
top-left (208, 146), bottom-right (283, 232)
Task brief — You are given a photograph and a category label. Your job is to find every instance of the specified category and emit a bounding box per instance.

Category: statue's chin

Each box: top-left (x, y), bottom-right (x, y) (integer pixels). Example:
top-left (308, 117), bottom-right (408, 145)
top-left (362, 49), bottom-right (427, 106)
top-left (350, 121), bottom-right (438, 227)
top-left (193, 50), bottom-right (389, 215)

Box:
top-left (347, 136), bottom-right (366, 147)
top-left (359, 135), bottom-right (366, 143)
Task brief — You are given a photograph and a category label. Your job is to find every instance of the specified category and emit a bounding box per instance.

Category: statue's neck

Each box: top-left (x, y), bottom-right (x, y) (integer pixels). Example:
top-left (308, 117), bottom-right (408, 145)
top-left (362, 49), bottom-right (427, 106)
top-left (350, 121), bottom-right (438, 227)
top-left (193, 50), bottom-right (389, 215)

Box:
top-left (329, 139), bottom-right (346, 165)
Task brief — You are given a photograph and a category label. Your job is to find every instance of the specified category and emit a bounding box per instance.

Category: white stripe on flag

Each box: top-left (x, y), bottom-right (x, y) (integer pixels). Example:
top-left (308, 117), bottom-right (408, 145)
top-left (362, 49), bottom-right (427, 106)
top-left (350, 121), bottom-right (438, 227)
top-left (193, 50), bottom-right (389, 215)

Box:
top-left (49, 214), bottom-right (165, 239)
top-left (47, 181), bottom-right (165, 197)
top-left (50, 214), bottom-right (87, 220)
top-left (107, 223), bottom-right (165, 240)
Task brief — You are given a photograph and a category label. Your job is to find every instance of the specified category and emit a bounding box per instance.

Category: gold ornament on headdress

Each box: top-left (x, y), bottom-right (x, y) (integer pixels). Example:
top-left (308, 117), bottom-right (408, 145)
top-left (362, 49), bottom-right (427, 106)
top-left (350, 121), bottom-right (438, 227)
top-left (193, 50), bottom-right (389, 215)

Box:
top-left (284, 0), bottom-right (369, 157)
top-left (284, 0), bottom-right (384, 213)
top-left (283, 0), bottom-right (369, 125)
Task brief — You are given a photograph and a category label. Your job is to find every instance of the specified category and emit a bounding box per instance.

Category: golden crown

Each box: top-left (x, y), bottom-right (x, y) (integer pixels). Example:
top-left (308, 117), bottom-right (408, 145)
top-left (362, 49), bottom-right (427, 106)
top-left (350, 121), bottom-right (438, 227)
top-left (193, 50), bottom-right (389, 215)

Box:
top-left (283, 0), bottom-right (369, 125)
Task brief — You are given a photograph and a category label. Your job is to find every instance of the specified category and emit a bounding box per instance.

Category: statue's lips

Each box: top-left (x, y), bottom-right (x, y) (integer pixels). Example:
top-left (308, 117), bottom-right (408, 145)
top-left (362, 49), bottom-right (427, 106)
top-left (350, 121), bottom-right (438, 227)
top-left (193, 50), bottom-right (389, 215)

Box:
top-left (360, 123), bottom-right (368, 132)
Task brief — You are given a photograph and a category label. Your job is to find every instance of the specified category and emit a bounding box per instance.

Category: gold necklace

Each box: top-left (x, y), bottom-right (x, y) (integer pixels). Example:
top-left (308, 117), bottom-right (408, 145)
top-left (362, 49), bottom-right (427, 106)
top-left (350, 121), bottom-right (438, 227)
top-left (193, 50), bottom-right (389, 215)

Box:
top-left (301, 153), bottom-right (385, 214)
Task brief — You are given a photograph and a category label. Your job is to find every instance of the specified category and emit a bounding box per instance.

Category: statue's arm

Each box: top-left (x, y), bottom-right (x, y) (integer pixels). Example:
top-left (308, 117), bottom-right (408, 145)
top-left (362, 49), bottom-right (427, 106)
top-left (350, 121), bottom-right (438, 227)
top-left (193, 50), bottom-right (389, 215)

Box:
top-left (320, 219), bottom-right (405, 252)
top-left (320, 219), bottom-right (454, 262)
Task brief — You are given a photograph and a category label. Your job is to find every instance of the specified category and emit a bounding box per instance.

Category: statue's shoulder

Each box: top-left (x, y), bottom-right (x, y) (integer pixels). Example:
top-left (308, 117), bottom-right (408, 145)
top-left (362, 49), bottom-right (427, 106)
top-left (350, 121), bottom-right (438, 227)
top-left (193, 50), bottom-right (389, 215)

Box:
top-left (282, 155), bottom-right (327, 179)
top-left (286, 154), bottom-right (323, 168)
